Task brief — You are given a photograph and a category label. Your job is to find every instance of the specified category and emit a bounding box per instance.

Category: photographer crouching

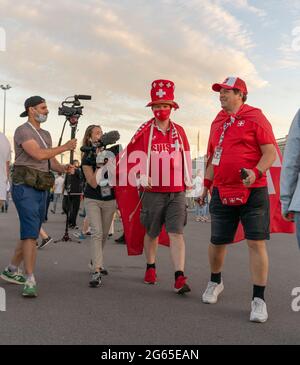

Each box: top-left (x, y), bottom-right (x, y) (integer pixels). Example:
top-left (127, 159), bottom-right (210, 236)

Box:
top-left (81, 125), bottom-right (118, 288)
top-left (0, 96), bottom-right (77, 298)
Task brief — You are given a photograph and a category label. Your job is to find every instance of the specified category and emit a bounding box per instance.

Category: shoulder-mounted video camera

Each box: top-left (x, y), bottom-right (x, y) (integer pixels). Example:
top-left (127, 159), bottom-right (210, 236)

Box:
top-left (80, 130), bottom-right (121, 167)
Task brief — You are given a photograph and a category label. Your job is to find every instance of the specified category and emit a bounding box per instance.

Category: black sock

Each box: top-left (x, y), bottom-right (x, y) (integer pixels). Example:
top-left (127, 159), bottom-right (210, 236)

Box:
top-left (253, 285), bottom-right (265, 301)
top-left (147, 263), bottom-right (156, 270)
top-left (211, 272), bottom-right (221, 284)
top-left (175, 271), bottom-right (184, 280)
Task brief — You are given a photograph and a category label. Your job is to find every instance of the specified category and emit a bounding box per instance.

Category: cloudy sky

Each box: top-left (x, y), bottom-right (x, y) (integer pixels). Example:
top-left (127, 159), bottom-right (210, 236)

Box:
top-left (1, 0), bottom-right (300, 159)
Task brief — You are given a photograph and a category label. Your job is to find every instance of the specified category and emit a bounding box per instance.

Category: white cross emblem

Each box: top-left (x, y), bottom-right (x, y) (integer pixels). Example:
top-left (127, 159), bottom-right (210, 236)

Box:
top-left (156, 89), bottom-right (166, 98)
top-left (166, 82), bottom-right (172, 88)
top-left (159, 82), bottom-right (164, 87)
top-left (171, 140), bottom-right (181, 151)
top-left (237, 121), bottom-right (245, 127)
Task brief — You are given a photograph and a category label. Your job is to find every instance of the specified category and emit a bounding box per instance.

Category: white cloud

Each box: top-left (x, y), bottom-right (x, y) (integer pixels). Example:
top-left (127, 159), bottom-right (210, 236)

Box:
top-left (218, 0), bottom-right (266, 17)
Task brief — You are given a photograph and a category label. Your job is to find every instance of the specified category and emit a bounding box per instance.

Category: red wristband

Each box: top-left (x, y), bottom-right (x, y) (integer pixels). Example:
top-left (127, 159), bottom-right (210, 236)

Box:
top-left (204, 178), bottom-right (213, 189)
top-left (253, 167), bottom-right (263, 180)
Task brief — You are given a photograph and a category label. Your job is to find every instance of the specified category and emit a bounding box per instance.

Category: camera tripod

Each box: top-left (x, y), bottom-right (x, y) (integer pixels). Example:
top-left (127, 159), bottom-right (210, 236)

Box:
top-left (54, 94), bottom-right (91, 244)
top-left (55, 118), bottom-right (81, 244)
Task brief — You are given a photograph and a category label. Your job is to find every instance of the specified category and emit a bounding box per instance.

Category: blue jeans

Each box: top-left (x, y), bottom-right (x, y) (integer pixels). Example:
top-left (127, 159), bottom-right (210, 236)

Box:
top-left (195, 202), bottom-right (209, 217)
top-left (294, 213), bottom-right (300, 249)
top-left (12, 184), bottom-right (47, 240)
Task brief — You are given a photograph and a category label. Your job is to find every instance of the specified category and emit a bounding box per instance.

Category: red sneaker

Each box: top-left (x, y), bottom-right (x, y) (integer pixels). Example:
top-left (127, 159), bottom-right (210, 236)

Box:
top-left (174, 276), bottom-right (191, 294)
top-left (144, 268), bottom-right (157, 285)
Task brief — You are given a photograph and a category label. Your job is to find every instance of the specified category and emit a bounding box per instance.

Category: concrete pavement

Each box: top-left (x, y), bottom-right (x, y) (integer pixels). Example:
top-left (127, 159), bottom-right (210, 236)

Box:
top-left (0, 203), bottom-right (299, 345)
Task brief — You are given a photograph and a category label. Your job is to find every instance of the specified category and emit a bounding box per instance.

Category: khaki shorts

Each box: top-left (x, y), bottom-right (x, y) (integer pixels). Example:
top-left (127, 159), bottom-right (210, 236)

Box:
top-left (140, 191), bottom-right (187, 238)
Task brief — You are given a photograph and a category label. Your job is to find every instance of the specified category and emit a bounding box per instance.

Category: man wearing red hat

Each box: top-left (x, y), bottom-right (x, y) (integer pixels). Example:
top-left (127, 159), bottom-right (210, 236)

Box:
top-left (199, 76), bottom-right (293, 322)
top-left (115, 80), bottom-right (192, 294)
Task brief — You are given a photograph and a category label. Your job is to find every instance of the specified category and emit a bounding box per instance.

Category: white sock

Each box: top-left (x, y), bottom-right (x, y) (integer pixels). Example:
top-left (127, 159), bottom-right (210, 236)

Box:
top-left (8, 264), bottom-right (17, 273)
top-left (26, 274), bottom-right (35, 283)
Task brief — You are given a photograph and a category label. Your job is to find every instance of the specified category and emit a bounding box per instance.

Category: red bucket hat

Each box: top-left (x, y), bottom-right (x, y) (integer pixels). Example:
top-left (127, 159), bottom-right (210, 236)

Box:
top-left (212, 77), bottom-right (248, 95)
top-left (146, 79), bottom-right (179, 109)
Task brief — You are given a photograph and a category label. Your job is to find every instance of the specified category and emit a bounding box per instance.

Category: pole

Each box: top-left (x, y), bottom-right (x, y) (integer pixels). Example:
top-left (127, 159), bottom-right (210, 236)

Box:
top-left (0, 84), bottom-right (11, 135)
top-left (3, 89), bottom-right (6, 135)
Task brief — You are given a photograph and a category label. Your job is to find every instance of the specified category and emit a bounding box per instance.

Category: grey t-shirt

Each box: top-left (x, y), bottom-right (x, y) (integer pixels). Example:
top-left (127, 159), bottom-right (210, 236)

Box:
top-left (14, 122), bottom-right (52, 172)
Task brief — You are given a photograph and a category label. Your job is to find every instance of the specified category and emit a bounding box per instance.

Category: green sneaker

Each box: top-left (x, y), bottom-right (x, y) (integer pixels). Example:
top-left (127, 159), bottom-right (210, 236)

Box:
top-left (22, 281), bottom-right (38, 298)
top-left (0, 268), bottom-right (26, 285)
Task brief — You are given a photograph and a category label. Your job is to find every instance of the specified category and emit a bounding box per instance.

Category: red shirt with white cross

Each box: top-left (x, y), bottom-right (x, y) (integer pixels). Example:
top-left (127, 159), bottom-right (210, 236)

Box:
top-left (208, 116), bottom-right (274, 188)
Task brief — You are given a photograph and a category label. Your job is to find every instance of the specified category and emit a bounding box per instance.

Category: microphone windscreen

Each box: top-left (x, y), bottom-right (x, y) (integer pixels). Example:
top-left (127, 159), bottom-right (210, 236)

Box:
top-left (100, 131), bottom-right (120, 147)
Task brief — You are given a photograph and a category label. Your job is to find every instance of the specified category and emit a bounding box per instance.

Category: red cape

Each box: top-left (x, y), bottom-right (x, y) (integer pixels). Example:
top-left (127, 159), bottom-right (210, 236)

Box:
top-left (207, 104), bottom-right (294, 242)
top-left (115, 118), bottom-right (191, 255)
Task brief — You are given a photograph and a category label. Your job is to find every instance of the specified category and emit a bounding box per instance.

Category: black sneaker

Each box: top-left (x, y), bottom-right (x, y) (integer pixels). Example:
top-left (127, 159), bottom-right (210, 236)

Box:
top-left (100, 268), bottom-right (108, 276)
top-left (89, 272), bottom-right (102, 288)
top-left (115, 234), bottom-right (125, 244)
top-left (38, 236), bottom-right (53, 249)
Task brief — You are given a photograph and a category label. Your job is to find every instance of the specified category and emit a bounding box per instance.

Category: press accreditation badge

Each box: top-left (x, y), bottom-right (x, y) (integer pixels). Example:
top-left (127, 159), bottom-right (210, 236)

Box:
top-left (212, 146), bottom-right (223, 166)
top-left (101, 186), bottom-right (112, 198)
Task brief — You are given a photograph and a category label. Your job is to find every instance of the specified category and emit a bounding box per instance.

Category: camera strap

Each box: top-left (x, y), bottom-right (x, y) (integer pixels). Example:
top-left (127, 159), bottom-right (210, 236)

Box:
top-left (27, 122), bottom-right (51, 171)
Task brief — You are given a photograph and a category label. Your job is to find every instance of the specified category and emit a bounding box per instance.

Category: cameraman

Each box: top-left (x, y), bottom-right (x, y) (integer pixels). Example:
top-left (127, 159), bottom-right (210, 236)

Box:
top-left (62, 159), bottom-right (84, 229)
top-left (81, 125), bottom-right (116, 288)
top-left (0, 96), bottom-right (77, 298)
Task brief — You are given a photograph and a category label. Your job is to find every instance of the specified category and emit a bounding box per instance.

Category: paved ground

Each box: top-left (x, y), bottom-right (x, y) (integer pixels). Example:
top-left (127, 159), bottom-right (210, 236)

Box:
top-left (0, 202), bottom-right (299, 345)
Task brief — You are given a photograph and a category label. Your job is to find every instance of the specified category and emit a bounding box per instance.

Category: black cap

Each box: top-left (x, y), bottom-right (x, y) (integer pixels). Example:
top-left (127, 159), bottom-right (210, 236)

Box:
top-left (20, 96), bottom-right (46, 118)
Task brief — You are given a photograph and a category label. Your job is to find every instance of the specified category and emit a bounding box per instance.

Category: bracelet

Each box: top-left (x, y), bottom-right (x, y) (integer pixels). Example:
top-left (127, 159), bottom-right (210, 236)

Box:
top-left (253, 167), bottom-right (263, 180)
top-left (204, 178), bottom-right (213, 189)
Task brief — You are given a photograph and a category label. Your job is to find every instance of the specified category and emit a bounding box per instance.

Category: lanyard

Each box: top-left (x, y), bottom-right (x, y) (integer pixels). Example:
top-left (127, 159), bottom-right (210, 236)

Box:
top-left (26, 122), bottom-right (48, 148)
top-left (26, 122), bottom-right (51, 171)
top-left (218, 116), bottom-right (235, 147)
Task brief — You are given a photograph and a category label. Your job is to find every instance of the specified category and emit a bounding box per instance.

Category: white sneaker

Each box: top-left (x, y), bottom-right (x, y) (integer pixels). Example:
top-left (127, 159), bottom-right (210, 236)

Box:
top-left (202, 280), bottom-right (224, 304)
top-left (250, 297), bottom-right (268, 323)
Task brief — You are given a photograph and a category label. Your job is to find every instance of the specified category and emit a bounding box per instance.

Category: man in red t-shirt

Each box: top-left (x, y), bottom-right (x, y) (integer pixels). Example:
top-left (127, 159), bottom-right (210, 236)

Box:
top-left (134, 79), bottom-right (192, 294)
top-left (199, 77), bottom-right (277, 323)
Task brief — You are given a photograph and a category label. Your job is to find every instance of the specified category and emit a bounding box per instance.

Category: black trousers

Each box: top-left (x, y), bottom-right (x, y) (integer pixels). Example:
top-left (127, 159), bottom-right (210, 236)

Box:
top-left (63, 195), bottom-right (81, 227)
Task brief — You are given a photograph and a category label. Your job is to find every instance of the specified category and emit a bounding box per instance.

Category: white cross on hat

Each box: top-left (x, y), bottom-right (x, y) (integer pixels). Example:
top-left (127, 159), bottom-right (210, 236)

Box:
top-left (156, 89), bottom-right (166, 98)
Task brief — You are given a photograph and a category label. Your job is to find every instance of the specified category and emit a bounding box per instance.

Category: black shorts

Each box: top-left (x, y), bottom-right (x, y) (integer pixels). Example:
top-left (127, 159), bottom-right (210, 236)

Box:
top-left (210, 187), bottom-right (270, 245)
top-left (140, 191), bottom-right (187, 238)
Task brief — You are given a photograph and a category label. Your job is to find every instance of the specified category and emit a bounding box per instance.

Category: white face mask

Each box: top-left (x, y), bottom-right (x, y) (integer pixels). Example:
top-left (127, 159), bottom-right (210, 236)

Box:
top-left (34, 109), bottom-right (48, 123)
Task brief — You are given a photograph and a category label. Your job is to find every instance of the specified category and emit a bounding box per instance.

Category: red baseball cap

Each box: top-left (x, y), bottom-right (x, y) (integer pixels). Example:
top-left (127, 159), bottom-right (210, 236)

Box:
top-left (146, 79), bottom-right (179, 109)
top-left (212, 77), bottom-right (248, 95)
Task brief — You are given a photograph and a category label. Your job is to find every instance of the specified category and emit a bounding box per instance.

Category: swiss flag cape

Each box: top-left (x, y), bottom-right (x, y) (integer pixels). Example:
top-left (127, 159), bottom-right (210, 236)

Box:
top-left (207, 104), bottom-right (294, 242)
top-left (115, 118), bottom-right (192, 255)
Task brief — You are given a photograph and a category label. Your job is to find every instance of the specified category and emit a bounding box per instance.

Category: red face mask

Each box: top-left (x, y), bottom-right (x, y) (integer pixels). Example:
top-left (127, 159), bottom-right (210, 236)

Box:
top-left (153, 108), bottom-right (171, 122)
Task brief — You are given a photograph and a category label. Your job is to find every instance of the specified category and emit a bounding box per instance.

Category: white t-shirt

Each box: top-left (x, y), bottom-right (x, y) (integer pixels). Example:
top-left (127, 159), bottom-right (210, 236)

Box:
top-left (54, 176), bottom-right (65, 194)
top-left (0, 133), bottom-right (11, 200)
top-left (193, 175), bottom-right (203, 198)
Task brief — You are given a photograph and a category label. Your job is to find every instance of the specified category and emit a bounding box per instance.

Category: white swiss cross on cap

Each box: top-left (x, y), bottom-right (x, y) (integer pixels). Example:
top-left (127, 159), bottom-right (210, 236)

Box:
top-left (146, 79), bottom-right (179, 109)
top-left (156, 89), bottom-right (166, 98)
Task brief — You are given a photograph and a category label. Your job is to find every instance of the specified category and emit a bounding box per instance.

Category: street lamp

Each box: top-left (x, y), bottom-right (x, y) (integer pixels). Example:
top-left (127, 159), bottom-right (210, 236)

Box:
top-left (0, 84), bottom-right (12, 135)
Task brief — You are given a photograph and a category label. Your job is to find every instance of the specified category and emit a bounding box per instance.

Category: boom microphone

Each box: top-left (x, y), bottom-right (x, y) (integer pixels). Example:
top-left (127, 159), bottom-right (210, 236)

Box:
top-left (100, 130), bottom-right (120, 147)
top-left (80, 130), bottom-right (120, 153)
top-left (75, 95), bottom-right (92, 100)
